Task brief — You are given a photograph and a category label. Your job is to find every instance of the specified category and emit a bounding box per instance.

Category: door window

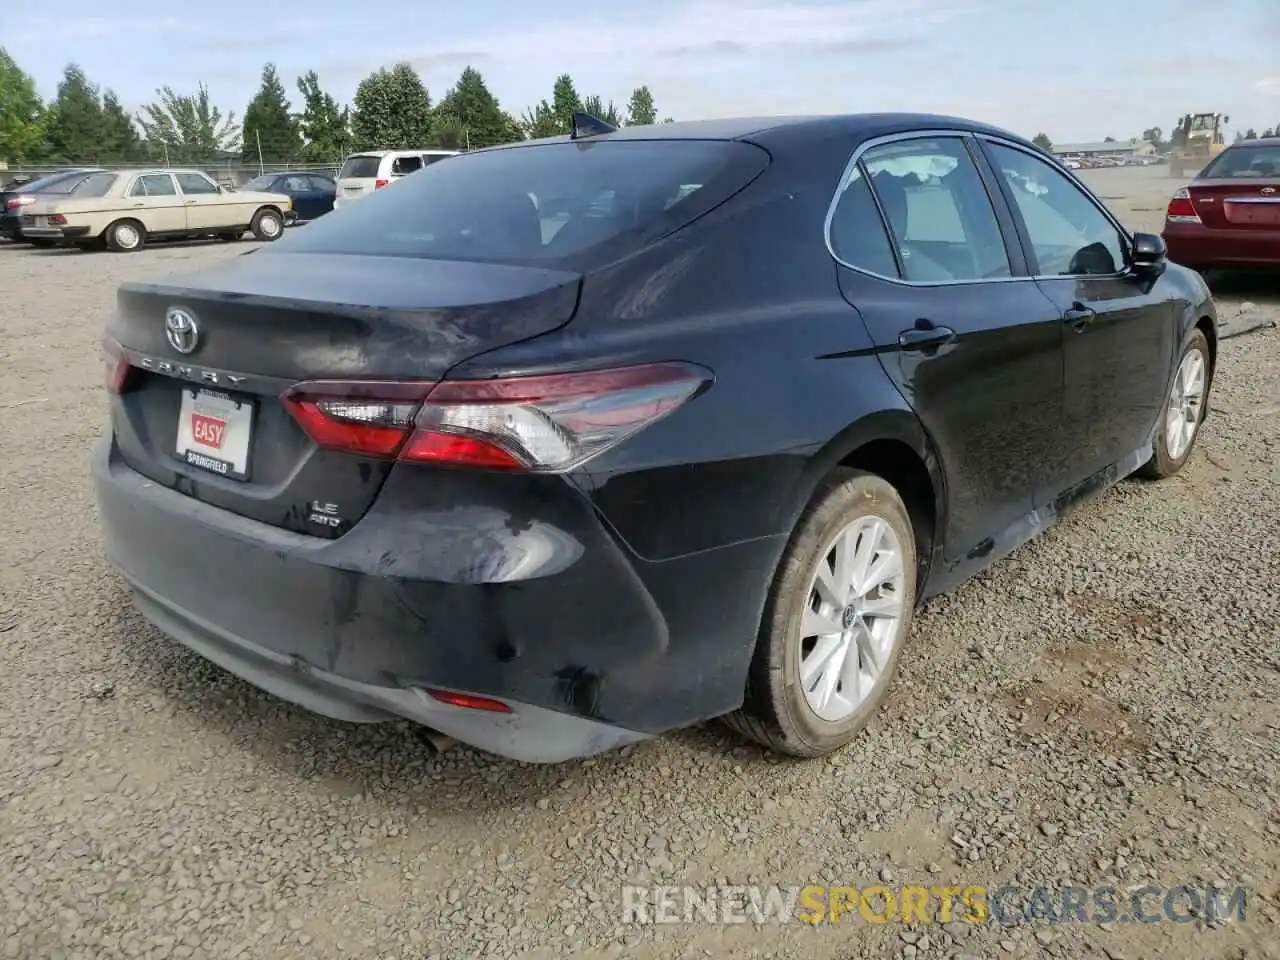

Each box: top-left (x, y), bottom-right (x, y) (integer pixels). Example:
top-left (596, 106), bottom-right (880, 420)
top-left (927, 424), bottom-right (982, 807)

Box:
top-left (306, 176), bottom-right (335, 193)
top-left (860, 137), bottom-right (1012, 282)
top-left (284, 176), bottom-right (312, 192)
top-left (390, 155), bottom-right (423, 176)
top-left (175, 173), bottom-right (220, 195)
top-left (827, 165), bottom-right (900, 278)
top-left (985, 142), bottom-right (1128, 277)
top-left (130, 174), bottom-right (178, 197)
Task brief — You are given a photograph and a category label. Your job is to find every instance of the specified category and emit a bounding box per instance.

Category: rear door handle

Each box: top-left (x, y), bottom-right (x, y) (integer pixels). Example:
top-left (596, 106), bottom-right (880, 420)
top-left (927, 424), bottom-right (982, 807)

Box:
top-left (1063, 301), bottom-right (1097, 332)
top-left (898, 324), bottom-right (956, 353)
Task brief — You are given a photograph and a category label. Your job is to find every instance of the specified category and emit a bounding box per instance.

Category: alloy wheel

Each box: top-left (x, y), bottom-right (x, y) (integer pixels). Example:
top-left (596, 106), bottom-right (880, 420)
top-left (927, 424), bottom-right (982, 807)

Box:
top-left (1165, 348), bottom-right (1206, 461)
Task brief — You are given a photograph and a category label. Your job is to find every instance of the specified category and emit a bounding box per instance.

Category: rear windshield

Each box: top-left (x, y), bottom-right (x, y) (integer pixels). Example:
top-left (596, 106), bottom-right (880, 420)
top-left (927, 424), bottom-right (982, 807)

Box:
top-left (240, 175), bottom-right (275, 192)
top-left (339, 155), bottom-right (382, 179)
top-left (1203, 144), bottom-right (1280, 178)
top-left (272, 140), bottom-right (769, 267)
top-left (23, 171), bottom-right (91, 193)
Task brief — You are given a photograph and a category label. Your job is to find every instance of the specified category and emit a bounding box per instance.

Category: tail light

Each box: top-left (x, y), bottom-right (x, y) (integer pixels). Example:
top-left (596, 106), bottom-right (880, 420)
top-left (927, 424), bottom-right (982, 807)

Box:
top-left (48, 213), bottom-right (67, 226)
top-left (1166, 188), bottom-right (1201, 224)
top-left (102, 336), bottom-right (136, 394)
top-left (4, 196), bottom-right (34, 211)
top-left (281, 362), bottom-right (712, 472)
top-left (425, 689), bottom-right (511, 712)
top-left (374, 179), bottom-right (390, 189)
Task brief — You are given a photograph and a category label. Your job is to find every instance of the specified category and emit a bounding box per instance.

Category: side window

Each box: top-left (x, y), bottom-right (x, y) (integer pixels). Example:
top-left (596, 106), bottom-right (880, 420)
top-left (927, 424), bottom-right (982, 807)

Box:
top-left (391, 155), bottom-right (422, 176)
top-left (284, 176), bottom-right (311, 192)
top-left (861, 138), bottom-right (1012, 282)
top-left (985, 142), bottom-right (1127, 277)
top-left (307, 176), bottom-right (335, 193)
top-left (175, 173), bottom-right (219, 195)
top-left (827, 165), bottom-right (900, 278)
top-left (134, 174), bottom-right (177, 197)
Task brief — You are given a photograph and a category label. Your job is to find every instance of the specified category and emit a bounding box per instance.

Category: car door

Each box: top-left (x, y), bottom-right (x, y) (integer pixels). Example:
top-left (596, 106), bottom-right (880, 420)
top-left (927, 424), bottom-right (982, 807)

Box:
top-left (829, 133), bottom-right (1066, 564)
top-left (174, 172), bottom-right (229, 231)
top-left (127, 173), bottom-right (185, 234)
top-left (978, 139), bottom-right (1177, 489)
top-left (305, 175), bottom-right (336, 218)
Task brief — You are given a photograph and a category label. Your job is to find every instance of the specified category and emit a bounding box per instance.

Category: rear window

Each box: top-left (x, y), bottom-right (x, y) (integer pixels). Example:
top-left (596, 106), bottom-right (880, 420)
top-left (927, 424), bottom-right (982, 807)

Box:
top-left (240, 175), bottom-right (275, 192)
top-left (1203, 144), bottom-right (1280, 178)
top-left (272, 140), bottom-right (769, 267)
top-left (26, 171), bottom-right (92, 193)
top-left (339, 155), bottom-right (382, 179)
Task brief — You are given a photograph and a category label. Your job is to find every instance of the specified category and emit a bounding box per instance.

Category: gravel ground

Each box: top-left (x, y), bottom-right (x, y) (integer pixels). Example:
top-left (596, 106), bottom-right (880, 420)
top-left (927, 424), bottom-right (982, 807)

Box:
top-left (0, 167), bottom-right (1277, 960)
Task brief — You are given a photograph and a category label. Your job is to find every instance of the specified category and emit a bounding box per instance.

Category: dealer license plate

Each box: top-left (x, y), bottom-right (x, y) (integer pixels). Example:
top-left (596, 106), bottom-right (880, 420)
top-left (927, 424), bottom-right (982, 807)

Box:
top-left (175, 387), bottom-right (254, 480)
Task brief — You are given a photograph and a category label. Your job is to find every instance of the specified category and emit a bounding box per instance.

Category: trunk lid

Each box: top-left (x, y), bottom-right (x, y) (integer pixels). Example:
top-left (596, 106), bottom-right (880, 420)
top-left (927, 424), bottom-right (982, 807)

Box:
top-left (1188, 178), bottom-right (1280, 230)
top-left (107, 251), bottom-right (582, 538)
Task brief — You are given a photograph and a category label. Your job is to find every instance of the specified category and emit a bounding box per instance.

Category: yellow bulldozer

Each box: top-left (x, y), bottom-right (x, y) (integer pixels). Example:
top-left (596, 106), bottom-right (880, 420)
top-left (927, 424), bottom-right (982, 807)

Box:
top-left (1168, 112), bottom-right (1229, 179)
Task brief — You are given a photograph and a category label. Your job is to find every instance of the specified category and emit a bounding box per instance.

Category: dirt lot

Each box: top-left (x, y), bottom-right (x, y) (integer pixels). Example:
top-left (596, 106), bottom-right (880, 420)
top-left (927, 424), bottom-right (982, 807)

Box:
top-left (0, 166), bottom-right (1277, 960)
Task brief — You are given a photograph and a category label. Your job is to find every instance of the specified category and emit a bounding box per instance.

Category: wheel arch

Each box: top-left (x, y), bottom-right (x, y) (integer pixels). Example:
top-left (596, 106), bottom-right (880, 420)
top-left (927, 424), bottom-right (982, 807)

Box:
top-left (788, 410), bottom-right (948, 599)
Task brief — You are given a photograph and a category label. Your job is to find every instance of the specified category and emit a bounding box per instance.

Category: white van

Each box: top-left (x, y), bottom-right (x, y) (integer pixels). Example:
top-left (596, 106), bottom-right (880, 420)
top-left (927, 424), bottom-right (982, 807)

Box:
top-left (333, 149), bottom-right (459, 209)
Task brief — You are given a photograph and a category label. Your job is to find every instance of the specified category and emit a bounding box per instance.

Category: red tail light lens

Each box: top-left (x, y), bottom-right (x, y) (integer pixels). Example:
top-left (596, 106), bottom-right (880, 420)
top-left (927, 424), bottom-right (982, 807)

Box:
top-left (281, 362), bottom-right (712, 472)
top-left (103, 336), bottom-right (135, 394)
top-left (4, 196), bottom-right (33, 210)
top-left (425, 689), bottom-right (511, 713)
top-left (374, 178), bottom-right (390, 189)
top-left (1166, 188), bottom-right (1200, 223)
top-left (49, 213), bottom-right (67, 226)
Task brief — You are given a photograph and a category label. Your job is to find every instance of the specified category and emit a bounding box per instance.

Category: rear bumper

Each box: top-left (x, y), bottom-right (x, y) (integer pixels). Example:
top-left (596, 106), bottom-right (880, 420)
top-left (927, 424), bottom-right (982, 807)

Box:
top-left (1163, 220), bottom-right (1280, 269)
top-left (21, 225), bottom-right (92, 241)
top-left (93, 437), bottom-right (779, 762)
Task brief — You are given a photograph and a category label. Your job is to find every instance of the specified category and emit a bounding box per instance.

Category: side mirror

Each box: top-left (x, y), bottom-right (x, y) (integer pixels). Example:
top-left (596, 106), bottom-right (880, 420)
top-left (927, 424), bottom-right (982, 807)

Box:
top-left (1130, 232), bottom-right (1167, 279)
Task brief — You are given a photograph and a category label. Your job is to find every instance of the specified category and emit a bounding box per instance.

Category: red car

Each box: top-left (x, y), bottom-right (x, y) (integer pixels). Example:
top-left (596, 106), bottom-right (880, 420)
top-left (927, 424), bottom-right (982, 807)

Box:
top-left (1162, 138), bottom-right (1280, 271)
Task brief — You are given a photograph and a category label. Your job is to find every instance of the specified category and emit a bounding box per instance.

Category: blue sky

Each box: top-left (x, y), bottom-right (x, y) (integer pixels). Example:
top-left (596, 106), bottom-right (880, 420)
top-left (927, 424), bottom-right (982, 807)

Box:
top-left (5, 0), bottom-right (1279, 143)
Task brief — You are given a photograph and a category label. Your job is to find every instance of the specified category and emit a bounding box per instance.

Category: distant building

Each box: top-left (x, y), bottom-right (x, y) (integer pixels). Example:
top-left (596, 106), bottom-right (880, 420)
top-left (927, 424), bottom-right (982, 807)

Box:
top-left (1052, 139), bottom-right (1156, 158)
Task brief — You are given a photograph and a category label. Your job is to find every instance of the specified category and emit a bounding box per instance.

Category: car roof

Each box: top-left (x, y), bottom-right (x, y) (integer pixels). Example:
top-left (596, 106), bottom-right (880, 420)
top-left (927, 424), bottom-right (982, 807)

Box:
top-left (346, 149), bottom-right (458, 158)
top-left (482, 112), bottom-right (1038, 154)
top-left (1225, 137), bottom-right (1280, 147)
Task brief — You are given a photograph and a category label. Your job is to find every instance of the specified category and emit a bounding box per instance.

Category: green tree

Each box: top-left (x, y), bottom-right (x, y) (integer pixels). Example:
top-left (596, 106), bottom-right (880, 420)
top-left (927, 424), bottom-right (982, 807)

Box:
top-left (625, 86), bottom-right (657, 126)
top-left (1032, 132), bottom-right (1053, 151)
top-left (350, 63), bottom-right (432, 150)
top-left (1142, 126), bottom-right (1164, 151)
top-left (1242, 128), bottom-right (1259, 140)
top-left (0, 48), bottom-right (46, 162)
top-left (296, 71), bottom-right (349, 164)
top-left (581, 94), bottom-right (622, 128)
top-left (1103, 135), bottom-right (1116, 143)
top-left (435, 66), bottom-right (517, 149)
top-left (137, 85), bottom-right (240, 163)
top-left (44, 64), bottom-right (105, 163)
top-left (519, 100), bottom-right (560, 139)
top-left (100, 90), bottom-right (142, 162)
top-left (550, 74), bottom-right (582, 134)
top-left (241, 63), bottom-right (300, 166)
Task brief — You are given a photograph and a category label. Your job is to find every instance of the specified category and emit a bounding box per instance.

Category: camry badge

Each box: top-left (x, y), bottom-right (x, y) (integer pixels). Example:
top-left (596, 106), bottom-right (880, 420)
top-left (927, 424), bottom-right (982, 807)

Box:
top-left (165, 307), bottom-right (199, 355)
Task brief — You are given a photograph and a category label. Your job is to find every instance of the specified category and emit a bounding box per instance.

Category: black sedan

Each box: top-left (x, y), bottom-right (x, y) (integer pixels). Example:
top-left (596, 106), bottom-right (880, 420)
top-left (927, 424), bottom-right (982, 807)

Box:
top-left (95, 113), bottom-right (1216, 763)
top-left (1, 167), bottom-right (104, 242)
top-left (238, 171), bottom-right (335, 222)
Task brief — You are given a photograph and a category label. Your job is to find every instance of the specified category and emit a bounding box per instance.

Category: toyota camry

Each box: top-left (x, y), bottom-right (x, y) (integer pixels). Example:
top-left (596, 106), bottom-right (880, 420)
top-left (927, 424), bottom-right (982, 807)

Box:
top-left (95, 112), bottom-right (1217, 763)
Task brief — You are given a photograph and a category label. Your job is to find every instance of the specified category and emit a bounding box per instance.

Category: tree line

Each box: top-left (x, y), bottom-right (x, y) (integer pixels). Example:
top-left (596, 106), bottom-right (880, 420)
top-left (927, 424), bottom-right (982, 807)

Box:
top-left (0, 47), bottom-right (673, 168)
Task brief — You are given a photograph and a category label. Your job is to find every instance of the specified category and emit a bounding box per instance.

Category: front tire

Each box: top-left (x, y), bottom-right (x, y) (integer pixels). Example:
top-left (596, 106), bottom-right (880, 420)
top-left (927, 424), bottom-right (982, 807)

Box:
top-left (1136, 329), bottom-right (1211, 480)
top-left (250, 209), bottom-right (283, 241)
top-left (104, 219), bottom-right (145, 253)
top-left (723, 469), bottom-right (917, 757)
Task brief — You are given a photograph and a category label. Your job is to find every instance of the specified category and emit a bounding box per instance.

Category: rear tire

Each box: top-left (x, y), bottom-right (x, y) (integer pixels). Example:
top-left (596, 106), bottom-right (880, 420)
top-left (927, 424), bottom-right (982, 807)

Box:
top-left (723, 469), bottom-right (917, 757)
top-left (1136, 329), bottom-right (1211, 480)
top-left (250, 208), bottom-right (283, 241)
top-left (104, 219), bottom-right (145, 253)
top-left (216, 230), bottom-right (243, 242)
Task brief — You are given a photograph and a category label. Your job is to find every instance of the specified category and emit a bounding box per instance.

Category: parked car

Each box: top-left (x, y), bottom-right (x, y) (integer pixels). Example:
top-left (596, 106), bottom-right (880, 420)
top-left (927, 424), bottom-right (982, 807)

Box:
top-left (333, 149), bottom-right (459, 209)
top-left (238, 171), bottom-right (336, 222)
top-left (1162, 138), bottom-right (1280, 273)
top-left (95, 113), bottom-right (1216, 763)
top-left (22, 168), bottom-right (295, 252)
top-left (1, 167), bottom-right (105, 243)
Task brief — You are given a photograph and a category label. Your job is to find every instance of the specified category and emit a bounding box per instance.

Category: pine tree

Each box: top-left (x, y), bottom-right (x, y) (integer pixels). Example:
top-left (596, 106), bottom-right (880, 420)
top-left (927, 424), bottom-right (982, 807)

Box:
top-left (434, 66), bottom-right (514, 149)
top-left (45, 64), bottom-right (104, 163)
top-left (550, 74), bottom-right (582, 135)
top-left (100, 90), bottom-right (142, 162)
top-left (581, 95), bottom-right (622, 128)
top-left (351, 63), bottom-right (432, 150)
top-left (241, 63), bottom-right (301, 166)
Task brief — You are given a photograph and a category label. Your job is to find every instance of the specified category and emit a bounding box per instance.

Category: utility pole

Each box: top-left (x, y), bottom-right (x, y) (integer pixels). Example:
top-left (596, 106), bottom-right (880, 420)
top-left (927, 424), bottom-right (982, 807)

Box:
top-left (256, 130), bottom-right (264, 176)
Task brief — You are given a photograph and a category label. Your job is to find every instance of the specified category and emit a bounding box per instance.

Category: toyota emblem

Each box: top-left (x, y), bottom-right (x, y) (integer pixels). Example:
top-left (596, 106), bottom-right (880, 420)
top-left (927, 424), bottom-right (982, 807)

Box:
top-left (1263, 187), bottom-right (1277, 196)
top-left (165, 307), bottom-right (199, 355)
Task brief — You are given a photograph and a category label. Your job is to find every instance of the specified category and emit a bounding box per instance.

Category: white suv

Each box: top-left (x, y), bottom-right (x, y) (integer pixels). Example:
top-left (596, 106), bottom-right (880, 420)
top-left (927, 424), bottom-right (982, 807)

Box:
top-left (333, 149), bottom-right (459, 209)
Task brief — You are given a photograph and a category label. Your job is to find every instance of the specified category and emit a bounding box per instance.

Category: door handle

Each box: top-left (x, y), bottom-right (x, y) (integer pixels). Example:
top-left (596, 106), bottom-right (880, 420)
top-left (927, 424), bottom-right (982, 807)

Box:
top-left (898, 322), bottom-right (956, 354)
top-left (184, 200), bottom-right (197, 205)
top-left (1063, 301), bottom-right (1097, 332)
